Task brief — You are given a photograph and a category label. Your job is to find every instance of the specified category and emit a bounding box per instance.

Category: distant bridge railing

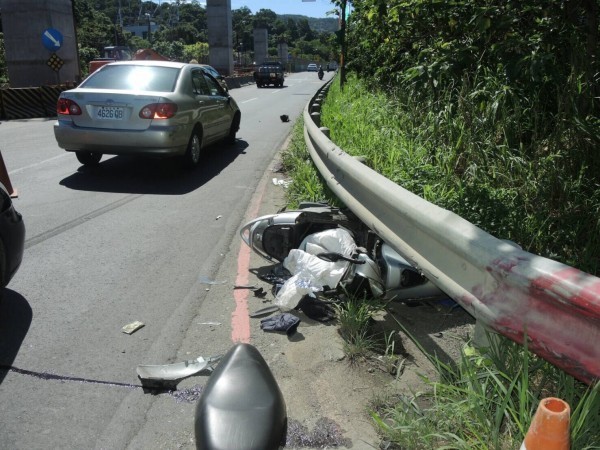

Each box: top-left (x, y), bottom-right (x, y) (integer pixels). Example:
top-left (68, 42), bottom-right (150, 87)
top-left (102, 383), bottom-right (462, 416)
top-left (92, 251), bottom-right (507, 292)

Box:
top-left (304, 80), bottom-right (600, 385)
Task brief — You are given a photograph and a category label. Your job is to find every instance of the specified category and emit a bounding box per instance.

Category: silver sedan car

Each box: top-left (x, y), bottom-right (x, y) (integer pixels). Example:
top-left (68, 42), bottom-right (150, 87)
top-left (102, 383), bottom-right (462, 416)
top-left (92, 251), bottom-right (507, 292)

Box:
top-left (54, 61), bottom-right (241, 168)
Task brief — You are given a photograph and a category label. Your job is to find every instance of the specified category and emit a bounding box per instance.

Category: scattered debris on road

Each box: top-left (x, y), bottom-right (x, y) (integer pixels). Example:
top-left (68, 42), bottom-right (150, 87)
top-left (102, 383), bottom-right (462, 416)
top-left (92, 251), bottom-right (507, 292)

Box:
top-left (250, 305), bottom-right (280, 318)
top-left (260, 313), bottom-right (301, 336)
top-left (121, 321), bottom-right (145, 335)
top-left (136, 354), bottom-right (222, 389)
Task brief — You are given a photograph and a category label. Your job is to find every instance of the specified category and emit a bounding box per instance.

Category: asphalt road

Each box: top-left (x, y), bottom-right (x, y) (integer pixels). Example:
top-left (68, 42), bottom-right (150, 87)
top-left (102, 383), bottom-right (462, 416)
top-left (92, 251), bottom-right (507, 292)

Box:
top-left (0, 71), bottom-right (333, 449)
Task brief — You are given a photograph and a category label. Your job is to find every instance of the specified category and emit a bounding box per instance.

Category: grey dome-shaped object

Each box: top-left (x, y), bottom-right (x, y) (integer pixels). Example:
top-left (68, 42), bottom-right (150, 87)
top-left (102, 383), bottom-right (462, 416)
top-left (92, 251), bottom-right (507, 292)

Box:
top-left (194, 343), bottom-right (287, 449)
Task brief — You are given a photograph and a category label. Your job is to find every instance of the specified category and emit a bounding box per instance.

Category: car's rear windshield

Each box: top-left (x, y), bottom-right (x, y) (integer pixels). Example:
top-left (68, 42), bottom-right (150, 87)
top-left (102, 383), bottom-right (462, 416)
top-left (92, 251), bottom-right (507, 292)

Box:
top-left (81, 65), bottom-right (180, 92)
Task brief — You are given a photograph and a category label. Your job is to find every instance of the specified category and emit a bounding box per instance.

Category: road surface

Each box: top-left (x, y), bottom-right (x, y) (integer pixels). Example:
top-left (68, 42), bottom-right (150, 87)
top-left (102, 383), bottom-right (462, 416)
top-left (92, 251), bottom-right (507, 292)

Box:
top-left (0, 71), bottom-right (333, 449)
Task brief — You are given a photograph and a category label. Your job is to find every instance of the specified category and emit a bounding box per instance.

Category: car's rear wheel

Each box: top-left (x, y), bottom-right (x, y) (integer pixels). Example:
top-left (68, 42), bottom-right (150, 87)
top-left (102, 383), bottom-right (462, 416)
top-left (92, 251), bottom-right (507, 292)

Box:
top-left (75, 151), bottom-right (102, 166)
top-left (226, 112), bottom-right (241, 144)
top-left (183, 129), bottom-right (202, 168)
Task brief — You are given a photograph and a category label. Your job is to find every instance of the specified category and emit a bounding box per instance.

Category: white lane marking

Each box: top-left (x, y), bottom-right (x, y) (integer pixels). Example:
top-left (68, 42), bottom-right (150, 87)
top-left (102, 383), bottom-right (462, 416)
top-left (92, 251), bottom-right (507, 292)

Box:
top-left (9, 153), bottom-right (70, 175)
top-left (241, 98), bottom-right (258, 104)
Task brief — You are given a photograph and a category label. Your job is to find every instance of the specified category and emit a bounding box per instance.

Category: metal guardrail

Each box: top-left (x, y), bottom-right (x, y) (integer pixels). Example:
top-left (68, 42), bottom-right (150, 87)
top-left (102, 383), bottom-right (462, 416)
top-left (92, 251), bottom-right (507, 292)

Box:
top-left (304, 81), bottom-right (600, 385)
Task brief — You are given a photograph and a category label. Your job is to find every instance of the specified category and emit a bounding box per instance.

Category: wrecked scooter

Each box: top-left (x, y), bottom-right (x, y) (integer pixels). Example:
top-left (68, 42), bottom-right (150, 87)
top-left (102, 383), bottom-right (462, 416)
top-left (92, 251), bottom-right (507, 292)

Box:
top-left (240, 202), bottom-right (444, 302)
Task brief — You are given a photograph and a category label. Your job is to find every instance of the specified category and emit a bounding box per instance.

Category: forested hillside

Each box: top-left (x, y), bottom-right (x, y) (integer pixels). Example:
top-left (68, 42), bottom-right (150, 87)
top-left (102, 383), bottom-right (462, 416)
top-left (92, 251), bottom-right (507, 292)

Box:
top-left (75, 0), bottom-right (338, 74)
top-left (325, 0), bottom-right (599, 274)
top-left (0, 0), bottom-right (339, 82)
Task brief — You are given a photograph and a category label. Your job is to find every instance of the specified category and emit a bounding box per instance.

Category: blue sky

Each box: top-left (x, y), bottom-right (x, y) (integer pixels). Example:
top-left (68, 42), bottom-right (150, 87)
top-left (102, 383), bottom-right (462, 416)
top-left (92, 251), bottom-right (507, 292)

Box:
top-left (230, 0), bottom-right (338, 18)
top-left (161, 1), bottom-right (339, 19)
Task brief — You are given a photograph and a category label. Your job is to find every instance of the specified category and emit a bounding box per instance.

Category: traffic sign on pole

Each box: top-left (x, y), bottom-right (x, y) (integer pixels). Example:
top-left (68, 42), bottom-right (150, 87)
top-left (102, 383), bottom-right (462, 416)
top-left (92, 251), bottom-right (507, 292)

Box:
top-left (42, 28), bottom-right (63, 51)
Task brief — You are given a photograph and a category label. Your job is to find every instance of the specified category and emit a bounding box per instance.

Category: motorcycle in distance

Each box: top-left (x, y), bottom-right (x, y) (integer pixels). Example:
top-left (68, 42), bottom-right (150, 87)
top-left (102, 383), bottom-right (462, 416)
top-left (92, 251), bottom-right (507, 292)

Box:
top-left (318, 66), bottom-right (324, 80)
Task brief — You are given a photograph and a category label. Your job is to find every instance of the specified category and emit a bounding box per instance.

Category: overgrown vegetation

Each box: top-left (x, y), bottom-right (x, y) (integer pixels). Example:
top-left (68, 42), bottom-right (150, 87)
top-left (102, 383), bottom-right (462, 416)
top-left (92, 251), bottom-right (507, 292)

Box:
top-left (337, 0), bottom-right (599, 275)
top-left (281, 3), bottom-right (599, 448)
top-left (280, 117), bottom-right (339, 208)
top-left (70, 0), bottom-right (338, 78)
top-left (370, 326), bottom-right (600, 449)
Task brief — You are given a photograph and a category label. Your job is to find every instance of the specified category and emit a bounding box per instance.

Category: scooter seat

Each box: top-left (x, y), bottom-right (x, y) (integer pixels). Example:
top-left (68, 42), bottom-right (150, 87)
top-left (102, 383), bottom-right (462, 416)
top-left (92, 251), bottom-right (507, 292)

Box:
top-left (194, 343), bottom-right (287, 450)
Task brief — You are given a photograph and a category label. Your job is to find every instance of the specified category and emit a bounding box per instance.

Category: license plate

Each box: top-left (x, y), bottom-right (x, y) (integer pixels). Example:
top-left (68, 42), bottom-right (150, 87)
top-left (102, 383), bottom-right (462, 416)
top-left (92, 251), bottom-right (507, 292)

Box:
top-left (270, 73), bottom-right (276, 77)
top-left (96, 106), bottom-right (125, 120)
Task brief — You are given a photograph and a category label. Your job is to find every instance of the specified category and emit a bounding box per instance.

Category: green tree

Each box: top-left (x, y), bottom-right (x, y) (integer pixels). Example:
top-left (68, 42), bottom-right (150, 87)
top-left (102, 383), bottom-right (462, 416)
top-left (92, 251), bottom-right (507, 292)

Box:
top-left (183, 42), bottom-right (209, 63)
top-left (254, 8), bottom-right (277, 32)
top-left (159, 23), bottom-right (200, 45)
top-left (233, 6), bottom-right (254, 53)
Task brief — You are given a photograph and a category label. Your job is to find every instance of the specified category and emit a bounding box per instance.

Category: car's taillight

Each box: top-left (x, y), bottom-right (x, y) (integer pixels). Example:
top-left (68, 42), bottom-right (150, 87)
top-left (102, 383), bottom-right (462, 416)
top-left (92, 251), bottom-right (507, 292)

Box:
top-left (57, 98), bottom-right (82, 115)
top-left (139, 103), bottom-right (178, 119)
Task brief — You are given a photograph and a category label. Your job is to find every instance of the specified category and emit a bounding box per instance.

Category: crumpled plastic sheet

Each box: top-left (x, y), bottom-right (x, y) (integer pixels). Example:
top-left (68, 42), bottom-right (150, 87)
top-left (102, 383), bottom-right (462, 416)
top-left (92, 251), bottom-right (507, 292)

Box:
top-left (275, 229), bottom-right (357, 309)
top-left (299, 227), bottom-right (357, 257)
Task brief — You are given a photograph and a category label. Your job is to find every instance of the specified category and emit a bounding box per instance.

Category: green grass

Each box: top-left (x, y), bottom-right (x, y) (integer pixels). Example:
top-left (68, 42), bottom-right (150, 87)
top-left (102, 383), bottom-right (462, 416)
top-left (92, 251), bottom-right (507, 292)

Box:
top-left (370, 324), bottom-right (600, 450)
top-left (318, 74), bottom-right (600, 275)
top-left (333, 295), bottom-right (382, 364)
top-left (280, 117), bottom-right (341, 208)
top-left (281, 71), bottom-right (600, 448)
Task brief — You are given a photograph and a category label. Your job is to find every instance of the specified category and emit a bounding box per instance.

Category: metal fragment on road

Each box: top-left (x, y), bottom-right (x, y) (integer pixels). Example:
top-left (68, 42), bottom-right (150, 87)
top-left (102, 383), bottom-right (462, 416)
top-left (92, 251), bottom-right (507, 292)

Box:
top-left (233, 284), bottom-right (257, 289)
top-left (249, 305), bottom-right (280, 318)
top-left (122, 321), bottom-right (145, 335)
top-left (136, 355), bottom-right (222, 383)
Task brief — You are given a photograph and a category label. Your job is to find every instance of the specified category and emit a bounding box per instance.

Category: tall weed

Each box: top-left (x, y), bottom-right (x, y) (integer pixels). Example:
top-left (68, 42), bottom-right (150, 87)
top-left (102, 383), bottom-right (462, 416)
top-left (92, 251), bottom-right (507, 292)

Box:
top-left (320, 74), bottom-right (600, 275)
top-left (371, 326), bottom-right (600, 449)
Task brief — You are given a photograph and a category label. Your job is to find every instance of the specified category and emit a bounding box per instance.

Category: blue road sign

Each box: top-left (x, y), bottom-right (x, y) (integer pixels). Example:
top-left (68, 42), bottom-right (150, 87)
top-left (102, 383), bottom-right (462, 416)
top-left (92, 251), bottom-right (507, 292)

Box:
top-left (42, 28), bottom-right (63, 51)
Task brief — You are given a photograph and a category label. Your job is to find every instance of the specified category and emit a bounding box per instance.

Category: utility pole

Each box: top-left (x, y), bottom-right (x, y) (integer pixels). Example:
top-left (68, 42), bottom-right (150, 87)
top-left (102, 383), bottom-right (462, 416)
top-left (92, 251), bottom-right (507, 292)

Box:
top-left (339, 0), bottom-right (347, 89)
top-left (145, 13), bottom-right (152, 44)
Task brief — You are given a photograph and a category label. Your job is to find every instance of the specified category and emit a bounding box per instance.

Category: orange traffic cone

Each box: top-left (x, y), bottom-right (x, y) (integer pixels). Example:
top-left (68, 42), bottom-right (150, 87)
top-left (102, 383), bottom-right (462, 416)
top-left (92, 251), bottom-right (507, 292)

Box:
top-left (520, 397), bottom-right (570, 450)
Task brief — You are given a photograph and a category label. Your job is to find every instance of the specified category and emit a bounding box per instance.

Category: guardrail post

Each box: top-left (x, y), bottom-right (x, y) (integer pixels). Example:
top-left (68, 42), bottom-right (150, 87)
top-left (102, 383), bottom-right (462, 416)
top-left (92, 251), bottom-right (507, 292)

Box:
top-left (473, 321), bottom-right (501, 349)
top-left (310, 112), bottom-right (321, 127)
top-left (319, 127), bottom-right (330, 139)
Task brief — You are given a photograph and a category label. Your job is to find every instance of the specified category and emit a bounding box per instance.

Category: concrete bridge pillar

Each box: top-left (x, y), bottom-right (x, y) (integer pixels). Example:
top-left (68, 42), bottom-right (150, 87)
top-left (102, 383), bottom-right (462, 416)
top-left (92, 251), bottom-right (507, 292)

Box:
top-left (277, 42), bottom-right (289, 65)
top-left (253, 28), bottom-right (268, 65)
top-left (207, 0), bottom-right (233, 76)
top-left (1, 0), bottom-right (80, 87)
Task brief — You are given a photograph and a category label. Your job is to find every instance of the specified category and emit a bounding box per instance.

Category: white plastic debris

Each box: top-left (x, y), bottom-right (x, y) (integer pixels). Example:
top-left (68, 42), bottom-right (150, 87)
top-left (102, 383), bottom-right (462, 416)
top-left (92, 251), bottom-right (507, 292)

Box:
top-left (299, 228), bottom-right (357, 257)
top-left (275, 229), bottom-right (357, 309)
top-left (272, 177), bottom-right (291, 188)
